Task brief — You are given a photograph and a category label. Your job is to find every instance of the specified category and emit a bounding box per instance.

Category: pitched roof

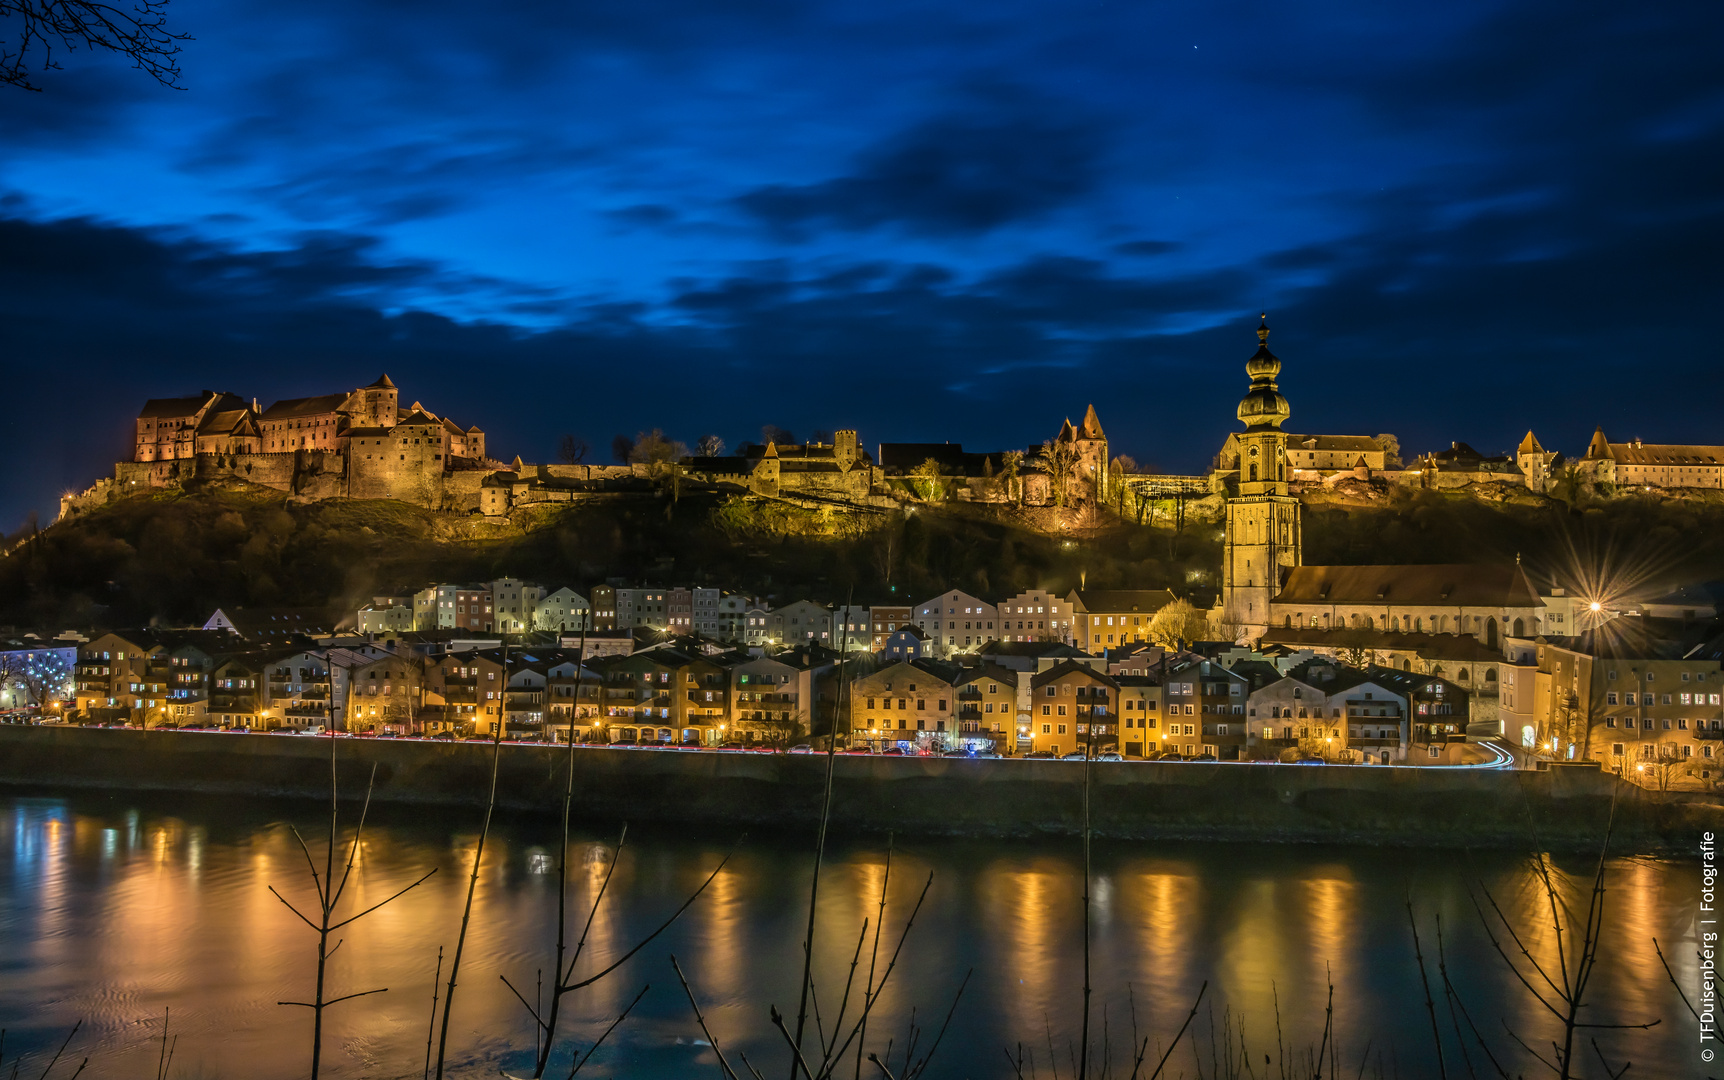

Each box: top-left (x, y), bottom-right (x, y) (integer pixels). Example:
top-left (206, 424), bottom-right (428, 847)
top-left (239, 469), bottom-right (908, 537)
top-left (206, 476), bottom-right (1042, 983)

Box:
top-left (1260, 627), bottom-right (1511, 662)
top-left (1517, 431), bottom-right (1545, 454)
top-left (1031, 658), bottom-right (1118, 689)
top-left (203, 607), bottom-right (330, 643)
top-left (1272, 564), bottom-right (1542, 607)
top-left (366, 374), bottom-right (397, 389)
top-left (1590, 437), bottom-right (1724, 465)
top-left (138, 392), bottom-right (221, 420)
top-left (956, 662), bottom-right (1020, 687)
top-left (1288, 434), bottom-right (1383, 452)
top-left (1079, 404), bottom-right (1106, 440)
top-left (260, 393), bottom-right (350, 421)
top-left (976, 640), bottom-right (1091, 658)
top-left (197, 407), bottom-right (258, 436)
top-left (1068, 588), bottom-right (1178, 613)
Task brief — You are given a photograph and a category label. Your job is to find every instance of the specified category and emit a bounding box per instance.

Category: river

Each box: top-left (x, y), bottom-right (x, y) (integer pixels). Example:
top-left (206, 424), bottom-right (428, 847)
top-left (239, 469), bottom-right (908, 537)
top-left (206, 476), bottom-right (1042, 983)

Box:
top-left (0, 790), bottom-right (1706, 1078)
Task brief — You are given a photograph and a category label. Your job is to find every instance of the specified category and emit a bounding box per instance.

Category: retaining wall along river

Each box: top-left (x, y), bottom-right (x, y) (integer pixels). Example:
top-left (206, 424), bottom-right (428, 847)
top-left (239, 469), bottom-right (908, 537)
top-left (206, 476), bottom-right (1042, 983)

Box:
top-left (0, 726), bottom-right (1715, 851)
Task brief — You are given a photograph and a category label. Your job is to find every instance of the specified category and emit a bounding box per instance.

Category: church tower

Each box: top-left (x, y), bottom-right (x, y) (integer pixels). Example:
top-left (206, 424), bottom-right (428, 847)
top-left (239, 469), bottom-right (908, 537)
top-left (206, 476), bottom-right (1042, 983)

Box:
top-left (1222, 316), bottom-right (1302, 638)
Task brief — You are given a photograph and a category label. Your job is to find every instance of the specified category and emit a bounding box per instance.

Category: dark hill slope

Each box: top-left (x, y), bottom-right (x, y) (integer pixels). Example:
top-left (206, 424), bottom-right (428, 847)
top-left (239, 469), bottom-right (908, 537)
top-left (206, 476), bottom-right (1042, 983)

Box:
top-left (5, 481), bottom-right (1721, 629)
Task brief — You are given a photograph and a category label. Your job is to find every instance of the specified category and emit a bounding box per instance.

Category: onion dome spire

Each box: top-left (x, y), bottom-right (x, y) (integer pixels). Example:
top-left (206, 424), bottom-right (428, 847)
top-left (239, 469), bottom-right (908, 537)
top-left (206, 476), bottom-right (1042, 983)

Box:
top-left (1236, 313), bottom-right (1290, 430)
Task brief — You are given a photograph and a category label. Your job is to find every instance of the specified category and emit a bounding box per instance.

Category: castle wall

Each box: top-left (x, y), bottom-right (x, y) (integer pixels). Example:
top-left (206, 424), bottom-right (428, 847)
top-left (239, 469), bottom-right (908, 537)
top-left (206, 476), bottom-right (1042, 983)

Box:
top-left (348, 427), bottom-right (442, 507)
top-left (443, 471), bottom-right (485, 512)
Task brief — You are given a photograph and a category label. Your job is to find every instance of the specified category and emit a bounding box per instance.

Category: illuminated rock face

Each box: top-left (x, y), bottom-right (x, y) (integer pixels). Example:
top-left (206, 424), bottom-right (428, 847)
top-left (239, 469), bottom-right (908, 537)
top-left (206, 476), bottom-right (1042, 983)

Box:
top-left (1222, 318), bottom-right (1302, 639)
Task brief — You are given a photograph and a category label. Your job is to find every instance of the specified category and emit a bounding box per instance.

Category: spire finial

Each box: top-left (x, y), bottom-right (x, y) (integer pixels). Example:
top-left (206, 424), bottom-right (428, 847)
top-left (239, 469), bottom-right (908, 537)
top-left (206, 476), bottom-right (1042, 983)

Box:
top-left (1257, 313), bottom-right (1270, 344)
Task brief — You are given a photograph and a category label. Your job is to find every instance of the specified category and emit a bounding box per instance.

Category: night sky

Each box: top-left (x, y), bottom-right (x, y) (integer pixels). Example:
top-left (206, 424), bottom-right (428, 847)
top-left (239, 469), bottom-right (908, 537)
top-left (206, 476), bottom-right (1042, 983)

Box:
top-left (1, 0), bottom-right (1719, 532)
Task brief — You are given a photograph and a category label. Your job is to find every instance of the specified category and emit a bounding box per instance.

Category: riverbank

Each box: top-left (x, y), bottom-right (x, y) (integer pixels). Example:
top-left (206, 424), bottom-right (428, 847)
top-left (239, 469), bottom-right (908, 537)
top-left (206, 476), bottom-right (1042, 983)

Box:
top-left (0, 726), bottom-right (1715, 851)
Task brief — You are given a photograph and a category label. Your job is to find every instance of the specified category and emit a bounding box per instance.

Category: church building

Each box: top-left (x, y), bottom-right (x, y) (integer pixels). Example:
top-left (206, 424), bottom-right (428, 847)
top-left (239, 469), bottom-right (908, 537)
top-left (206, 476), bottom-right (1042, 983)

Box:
top-left (1220, 317), bottom-right (1302, 637)
top-left (1219, 317), bottom-right (1552, 665)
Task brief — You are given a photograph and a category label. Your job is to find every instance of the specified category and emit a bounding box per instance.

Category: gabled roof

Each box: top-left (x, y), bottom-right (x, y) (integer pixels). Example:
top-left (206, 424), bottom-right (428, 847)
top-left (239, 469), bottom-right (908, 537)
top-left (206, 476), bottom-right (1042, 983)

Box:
top-left (1227, 659), bottom-right (1284, 688)
top-left (137, 392), bottom-right (221, 420)
top-left (1287, 434), bottom-right (1383, 452)
top-left (977, 640), bottom-right (1090, 658)
top-left (1272, 564), bottom-right (1542, 607)
top-left (204, 607), bottom-right (330, 643)
top-left (1068, 588), bottom-right (1178, 614)
top-left (1079, 404), bottom-right (1105, 440)
top-left (1589, 436), bottom-right (1724, 466)
top-left (197, 407), bottom-right (259, 437)
top-left (888, 624), bottom-right (929, 640)
top-left (1031, 658), bottom-right (1118, 689)
top-left (1259, 627), bottom-right (1511, 662)
top-left (260, 394), bottom-right (350, 421)
top-left (1517, 431), bottom-right (1545, 454)
top-left (956, 662), bottom-right (1019, 687)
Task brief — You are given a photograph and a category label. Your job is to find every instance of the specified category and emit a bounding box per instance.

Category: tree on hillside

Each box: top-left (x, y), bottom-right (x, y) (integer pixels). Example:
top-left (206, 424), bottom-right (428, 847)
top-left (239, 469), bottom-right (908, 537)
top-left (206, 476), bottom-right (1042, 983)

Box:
top-left (556, 435), bottom-right (588, 464)
top-left (2, 0), bottom-right (189, 91)
top-left (610, 434), bottom-right (635, 463)
top-left (1375, 434), bottom-right (1403, 469)
top-left (1039, 438), bottom-right (1080, 507)
top-left (910, 457), bottom-right (946, 502)
top-left (761, 424), bottom-right (795, 447)
top-left (695, 434), bottom-right (725, 458)
top-left (809, 429), bottom-right (833, 446)
top-left (1147, 598), bottom-right (1209, 648)
top-left (630, 429), bottom-right (688, 471)
top-left (999, 449), bottom-right (1024, 506)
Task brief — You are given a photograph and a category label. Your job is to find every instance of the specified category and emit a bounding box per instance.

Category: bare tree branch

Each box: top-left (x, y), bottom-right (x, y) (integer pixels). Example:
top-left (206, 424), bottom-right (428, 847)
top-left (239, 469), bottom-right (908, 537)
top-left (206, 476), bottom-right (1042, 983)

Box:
top-left (1, 0), bottom-right (189, 92)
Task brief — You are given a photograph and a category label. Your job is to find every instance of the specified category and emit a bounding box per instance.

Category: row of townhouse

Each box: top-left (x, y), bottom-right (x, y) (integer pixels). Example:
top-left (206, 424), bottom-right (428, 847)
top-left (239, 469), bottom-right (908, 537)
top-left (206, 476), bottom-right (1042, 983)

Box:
top-left (69, 626), bottom-right (842, 746)
top-left (846, 643), bottom-right (1472, 761)
top-left (355, 580), bottom-right (1191, 659)
top-left (1498, 622), bottom-right (1724, 786)
top-left (393, 640), bottom-right (842, 745)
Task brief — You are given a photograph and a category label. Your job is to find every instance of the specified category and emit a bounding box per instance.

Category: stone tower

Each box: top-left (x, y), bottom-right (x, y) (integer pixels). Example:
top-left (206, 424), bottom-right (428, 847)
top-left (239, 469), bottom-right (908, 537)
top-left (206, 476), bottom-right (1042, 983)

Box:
top-left (833, 429), bottom-right (859, 471)
top-left (1222, 316), bottom-right (1302, 638)
top-left (351, 374), bottom-right (400, 429)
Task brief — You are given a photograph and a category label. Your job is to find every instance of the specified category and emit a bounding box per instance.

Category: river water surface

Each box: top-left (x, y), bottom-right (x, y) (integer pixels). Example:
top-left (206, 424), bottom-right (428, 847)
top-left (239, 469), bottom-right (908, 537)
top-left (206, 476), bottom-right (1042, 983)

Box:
top-left (0, 790), bottom-right (1706, 1078)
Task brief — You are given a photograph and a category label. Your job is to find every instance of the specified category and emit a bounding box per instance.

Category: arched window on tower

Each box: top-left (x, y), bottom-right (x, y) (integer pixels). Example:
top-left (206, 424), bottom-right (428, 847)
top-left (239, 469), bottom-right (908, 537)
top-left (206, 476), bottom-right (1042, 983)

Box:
top-left (1250, 464), bottom-right (1258, 481)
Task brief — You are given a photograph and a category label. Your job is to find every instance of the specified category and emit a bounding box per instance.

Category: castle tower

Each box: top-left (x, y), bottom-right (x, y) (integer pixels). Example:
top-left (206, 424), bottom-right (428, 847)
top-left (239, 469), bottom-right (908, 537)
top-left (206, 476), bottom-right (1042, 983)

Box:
top-left (1222, 316), bottom-right (1302, 638)
top-left (1075, 404), bottom-right (1109, 500)
top-left (833, 429), bottom-right (859, 471)
top-left (351, 374), bottom-right (400, 429)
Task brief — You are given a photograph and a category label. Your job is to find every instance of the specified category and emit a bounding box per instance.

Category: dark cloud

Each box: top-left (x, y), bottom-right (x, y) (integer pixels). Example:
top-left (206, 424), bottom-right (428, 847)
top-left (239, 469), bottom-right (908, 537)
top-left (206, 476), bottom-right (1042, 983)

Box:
top-left (2, 0), bottom-right (1720, 536)
top-left (735, 104), bottom-right (1105, 238)
top-left (1114, 240), bottom-right (1180, 258)
top-left (605, 204), bottom-right (680, 228)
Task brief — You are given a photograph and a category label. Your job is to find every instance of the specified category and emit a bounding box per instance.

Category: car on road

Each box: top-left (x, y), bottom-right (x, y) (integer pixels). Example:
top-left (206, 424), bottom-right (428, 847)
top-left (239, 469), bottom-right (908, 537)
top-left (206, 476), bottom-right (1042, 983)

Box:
top-left (1096, 751), bottom-right (1124, 761)
top-left (1023, 750), bottom-right (1056, 759)
top-left (788, 744), bottom-right (814, 754)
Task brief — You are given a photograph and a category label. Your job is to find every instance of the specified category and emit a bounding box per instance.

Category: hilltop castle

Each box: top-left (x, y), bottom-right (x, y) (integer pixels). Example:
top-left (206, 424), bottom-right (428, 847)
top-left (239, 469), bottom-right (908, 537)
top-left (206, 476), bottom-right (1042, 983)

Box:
top-left (62, 329), bottom-right (1724, 527)
top-left (65, 374), bottom-right (1127, 519)
top-left (73, 375), bottom-right (503, 514)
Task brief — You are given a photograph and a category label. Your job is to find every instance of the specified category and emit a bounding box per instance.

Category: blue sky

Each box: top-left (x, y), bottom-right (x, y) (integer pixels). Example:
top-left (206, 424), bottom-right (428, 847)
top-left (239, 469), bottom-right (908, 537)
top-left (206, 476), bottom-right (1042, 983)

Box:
top-left (1, 0), bottom-right (1720, 530)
